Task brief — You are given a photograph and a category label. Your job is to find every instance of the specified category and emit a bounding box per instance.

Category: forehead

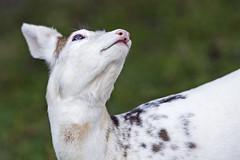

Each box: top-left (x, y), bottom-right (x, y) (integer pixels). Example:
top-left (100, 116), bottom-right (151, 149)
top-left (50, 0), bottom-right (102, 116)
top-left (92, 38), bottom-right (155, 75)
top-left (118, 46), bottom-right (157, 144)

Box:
top-left (70, 29), bottom-right (106, 37)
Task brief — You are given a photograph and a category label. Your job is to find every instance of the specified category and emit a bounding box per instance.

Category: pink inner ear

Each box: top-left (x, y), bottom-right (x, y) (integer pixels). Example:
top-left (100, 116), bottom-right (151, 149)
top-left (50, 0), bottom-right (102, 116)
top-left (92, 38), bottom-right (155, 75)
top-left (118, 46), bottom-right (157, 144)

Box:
top-left (55, 36), bottom-right (68, 57)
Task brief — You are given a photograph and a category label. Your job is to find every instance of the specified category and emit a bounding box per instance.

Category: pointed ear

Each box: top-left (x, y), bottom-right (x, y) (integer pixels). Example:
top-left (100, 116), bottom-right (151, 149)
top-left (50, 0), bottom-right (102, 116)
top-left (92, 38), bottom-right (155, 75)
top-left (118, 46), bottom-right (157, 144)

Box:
top-left (21, 23), bottom-right (62, 64)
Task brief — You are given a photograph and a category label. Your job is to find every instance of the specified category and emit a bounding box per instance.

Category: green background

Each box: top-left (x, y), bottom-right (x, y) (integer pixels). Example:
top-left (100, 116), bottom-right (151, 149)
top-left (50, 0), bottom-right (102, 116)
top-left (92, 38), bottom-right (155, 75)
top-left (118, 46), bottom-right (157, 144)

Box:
top-left (0, 0), bottom-right (240, 159)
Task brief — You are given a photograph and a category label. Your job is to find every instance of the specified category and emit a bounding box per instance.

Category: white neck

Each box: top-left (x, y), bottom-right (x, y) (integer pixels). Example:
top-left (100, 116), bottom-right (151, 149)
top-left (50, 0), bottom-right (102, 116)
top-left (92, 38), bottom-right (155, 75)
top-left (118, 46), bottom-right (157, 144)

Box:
top-left (45, 64), bottom-right (123, 160)
top-left (47, 94), bottom-right (113, 160)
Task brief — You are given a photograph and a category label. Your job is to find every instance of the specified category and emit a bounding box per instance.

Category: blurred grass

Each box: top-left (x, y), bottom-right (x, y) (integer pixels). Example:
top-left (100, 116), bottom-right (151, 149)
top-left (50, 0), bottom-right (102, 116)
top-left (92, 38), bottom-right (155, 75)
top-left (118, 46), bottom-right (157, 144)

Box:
top-left (0, 0), bottom-right (240, 159)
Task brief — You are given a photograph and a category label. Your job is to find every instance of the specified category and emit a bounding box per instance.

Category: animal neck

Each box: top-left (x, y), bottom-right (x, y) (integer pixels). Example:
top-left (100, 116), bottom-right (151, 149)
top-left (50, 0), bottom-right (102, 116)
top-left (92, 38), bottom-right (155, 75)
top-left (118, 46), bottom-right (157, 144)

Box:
top-left (46, 89), bottom-right (112, 159)
top-left (45, 72), bottom-right (117, 159)
top-left (45, 58), bottom-right (125, 159)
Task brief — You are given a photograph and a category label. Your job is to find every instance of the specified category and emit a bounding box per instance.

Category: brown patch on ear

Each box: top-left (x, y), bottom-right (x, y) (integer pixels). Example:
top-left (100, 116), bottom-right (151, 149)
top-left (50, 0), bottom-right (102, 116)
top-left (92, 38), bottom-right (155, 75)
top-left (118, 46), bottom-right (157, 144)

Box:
top-left (55, 36), bottom-right (68, 56)
top-left (61, 123), bottom-right (89, 144)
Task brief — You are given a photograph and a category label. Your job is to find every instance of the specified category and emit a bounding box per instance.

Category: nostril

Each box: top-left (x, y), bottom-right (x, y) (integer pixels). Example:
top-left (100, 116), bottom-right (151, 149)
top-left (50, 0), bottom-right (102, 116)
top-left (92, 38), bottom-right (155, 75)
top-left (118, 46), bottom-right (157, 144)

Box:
top-left (116, 30), bottom-right (130, 43)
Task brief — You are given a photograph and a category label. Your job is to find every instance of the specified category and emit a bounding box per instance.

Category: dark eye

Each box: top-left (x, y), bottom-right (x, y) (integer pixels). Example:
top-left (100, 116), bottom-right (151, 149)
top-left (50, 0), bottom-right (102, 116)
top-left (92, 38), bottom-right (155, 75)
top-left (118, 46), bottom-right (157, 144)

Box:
top-left (72, 34), bottom-right (85, 41)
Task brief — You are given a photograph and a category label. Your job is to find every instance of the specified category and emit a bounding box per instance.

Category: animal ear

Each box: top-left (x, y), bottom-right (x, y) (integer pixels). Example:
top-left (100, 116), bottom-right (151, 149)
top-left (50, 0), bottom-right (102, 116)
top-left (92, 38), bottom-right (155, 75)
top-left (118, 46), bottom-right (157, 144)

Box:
top-left (21, 23), bottom-right (62, 65)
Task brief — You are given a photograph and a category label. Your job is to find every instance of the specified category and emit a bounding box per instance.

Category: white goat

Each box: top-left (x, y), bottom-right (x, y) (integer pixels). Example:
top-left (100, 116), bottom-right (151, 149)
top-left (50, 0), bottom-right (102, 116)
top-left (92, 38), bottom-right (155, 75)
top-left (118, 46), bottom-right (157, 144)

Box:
top-left (21, 23), bottom-right (240, 160)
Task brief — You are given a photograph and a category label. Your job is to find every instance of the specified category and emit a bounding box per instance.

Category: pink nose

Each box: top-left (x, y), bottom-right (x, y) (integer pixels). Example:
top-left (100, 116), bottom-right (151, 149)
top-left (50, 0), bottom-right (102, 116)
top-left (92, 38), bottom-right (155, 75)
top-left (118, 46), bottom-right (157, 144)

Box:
top-left (116, 29), bottom-right (130, 43)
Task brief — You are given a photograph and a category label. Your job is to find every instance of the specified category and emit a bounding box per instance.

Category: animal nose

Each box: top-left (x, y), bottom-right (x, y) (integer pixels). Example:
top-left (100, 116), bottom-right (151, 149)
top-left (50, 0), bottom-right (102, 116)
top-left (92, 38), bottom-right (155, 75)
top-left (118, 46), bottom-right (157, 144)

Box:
top-left (116, 29), bottom-right (130, 43)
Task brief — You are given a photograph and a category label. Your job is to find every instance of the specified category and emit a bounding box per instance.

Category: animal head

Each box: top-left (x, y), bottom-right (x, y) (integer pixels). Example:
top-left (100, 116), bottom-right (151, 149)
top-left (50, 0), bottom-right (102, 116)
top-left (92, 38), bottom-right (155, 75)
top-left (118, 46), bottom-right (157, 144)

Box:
top-left (22, 23), bottom-right (131, 104)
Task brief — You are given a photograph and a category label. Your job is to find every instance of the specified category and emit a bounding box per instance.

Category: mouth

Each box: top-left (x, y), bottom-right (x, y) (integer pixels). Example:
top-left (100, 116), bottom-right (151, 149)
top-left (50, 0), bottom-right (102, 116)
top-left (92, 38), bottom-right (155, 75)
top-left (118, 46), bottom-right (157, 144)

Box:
top-left (101, 40), bottom-right (129, 52)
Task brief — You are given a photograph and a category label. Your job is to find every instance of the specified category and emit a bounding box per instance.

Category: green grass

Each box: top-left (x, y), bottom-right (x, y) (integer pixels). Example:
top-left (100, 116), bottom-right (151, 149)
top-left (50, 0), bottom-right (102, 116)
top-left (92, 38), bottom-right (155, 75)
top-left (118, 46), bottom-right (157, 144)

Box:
top-left (1, 0), bottom-right (240, 159)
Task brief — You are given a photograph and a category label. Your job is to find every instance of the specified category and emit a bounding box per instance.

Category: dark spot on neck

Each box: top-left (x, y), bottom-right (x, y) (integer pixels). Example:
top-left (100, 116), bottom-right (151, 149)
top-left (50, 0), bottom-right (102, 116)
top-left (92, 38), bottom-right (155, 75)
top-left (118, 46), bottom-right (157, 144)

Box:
top-left (144, 94), bottom-right (186, 108)
top-left (159, 129), bottom-right (170, 141)
top-left (123, 151), bottom-right (127, 157)
top-left (110, 115), bottom-right (119, 128)
top-left (122, 144), bottom-right (129, 157)
top-left (141, 143), bottom-right (147, 148)
top-left (152, 142), bottom-right (164, 152)
top-left (117, 139), bottom-right (130, 158)
top-left (124, 108), bottom-right (144, 126)
top-left (158, 95), bottom-right (186, 104)
top-left (187, 142), bottom-right (197, 149)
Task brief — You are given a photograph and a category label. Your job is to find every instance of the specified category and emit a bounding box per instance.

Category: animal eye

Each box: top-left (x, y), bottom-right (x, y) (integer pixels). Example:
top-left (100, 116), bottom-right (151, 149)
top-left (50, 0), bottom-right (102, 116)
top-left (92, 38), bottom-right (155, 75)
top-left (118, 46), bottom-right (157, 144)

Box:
top-left (72, 34), bottom-right (85, 41)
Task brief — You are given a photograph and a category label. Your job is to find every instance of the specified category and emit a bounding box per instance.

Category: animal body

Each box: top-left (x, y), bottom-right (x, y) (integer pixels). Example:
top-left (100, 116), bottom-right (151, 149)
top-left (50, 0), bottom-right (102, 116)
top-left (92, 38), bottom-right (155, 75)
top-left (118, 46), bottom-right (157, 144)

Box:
top-left (21, 23), bottom-right (240, 160)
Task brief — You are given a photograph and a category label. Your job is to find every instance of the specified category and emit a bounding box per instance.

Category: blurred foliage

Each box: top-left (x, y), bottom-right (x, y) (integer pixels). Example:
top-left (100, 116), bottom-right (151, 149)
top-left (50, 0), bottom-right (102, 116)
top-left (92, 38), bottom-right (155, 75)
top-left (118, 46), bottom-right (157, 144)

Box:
top-left (0, 0), bottom-right (240, 159)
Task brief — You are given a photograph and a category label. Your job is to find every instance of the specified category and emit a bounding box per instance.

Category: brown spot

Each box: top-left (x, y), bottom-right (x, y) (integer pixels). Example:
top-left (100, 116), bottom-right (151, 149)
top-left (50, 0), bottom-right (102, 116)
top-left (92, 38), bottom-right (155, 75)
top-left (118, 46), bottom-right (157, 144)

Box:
top-left (141, 143), bottom-right (147, 148)
top-left (55, 36), bottom-right (68, 56)
top-left (187, 142), bottom-right (197, 149)
top-left (127, 132), bottom-right (130, 138)
top-left (159, 129), bottom-right (170, 141)
top-left (152, 142), bottom-right (164, 152)
top-left (122, 144), bottom-right (129, 158)
top-left (101, 107), bottom-right (111, 142)
top-left (117, 140), bottom-right (130, 158)
top-left (61, 123), bottom-right (89, 144)
top-left (123, 151), bottom-right (127, 158)
top-left (106, 127), bottom-right (110, 142)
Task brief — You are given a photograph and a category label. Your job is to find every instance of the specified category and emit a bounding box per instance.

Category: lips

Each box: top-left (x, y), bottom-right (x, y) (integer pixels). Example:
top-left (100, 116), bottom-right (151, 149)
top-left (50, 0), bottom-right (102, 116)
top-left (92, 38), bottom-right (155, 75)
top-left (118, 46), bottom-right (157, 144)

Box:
top-left (101, 40), bottom-right (129, 52)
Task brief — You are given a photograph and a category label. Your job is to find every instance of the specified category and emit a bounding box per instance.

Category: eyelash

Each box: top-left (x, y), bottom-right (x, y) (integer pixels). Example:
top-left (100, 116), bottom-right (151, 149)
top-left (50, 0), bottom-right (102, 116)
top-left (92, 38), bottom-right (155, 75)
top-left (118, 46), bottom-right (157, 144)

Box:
top-left (72, 34), bottom-right (85, 41)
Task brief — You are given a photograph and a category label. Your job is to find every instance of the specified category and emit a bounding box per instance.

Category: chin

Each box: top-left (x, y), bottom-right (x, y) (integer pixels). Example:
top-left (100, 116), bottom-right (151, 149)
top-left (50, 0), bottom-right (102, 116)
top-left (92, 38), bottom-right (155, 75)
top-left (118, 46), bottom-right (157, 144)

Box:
top-left (104, 46), bottom-right (130, 63)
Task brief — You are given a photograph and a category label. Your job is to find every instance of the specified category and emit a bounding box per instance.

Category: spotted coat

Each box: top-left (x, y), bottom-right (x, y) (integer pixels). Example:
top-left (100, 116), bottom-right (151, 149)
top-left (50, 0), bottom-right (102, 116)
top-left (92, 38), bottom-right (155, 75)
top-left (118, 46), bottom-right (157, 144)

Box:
top-left (108, 94), bottom-right (198, 160)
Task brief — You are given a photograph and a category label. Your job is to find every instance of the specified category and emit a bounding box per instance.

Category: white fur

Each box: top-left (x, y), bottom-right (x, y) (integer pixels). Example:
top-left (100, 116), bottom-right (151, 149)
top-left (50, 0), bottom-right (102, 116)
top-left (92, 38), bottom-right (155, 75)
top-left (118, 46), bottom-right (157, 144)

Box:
top-left (22, 23), bottom-right (240, 160)
top-left (21, 23), bottom-right (62, 67)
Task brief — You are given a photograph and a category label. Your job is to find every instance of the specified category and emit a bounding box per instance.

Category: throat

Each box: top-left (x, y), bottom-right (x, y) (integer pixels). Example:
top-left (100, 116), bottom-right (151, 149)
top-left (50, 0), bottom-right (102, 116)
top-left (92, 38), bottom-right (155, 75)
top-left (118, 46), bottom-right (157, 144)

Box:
top-left (48, 98), bottom-right (112, 160)
top-left (76, 64), bottom-right (122, 104)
